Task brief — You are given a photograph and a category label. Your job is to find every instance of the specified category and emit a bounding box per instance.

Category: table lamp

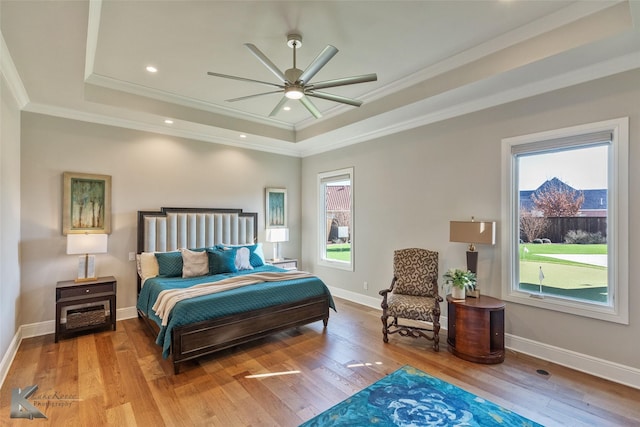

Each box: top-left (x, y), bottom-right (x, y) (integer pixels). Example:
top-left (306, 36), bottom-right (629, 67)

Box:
top-left (66, 233), bottom-right (108, 282)
top-left (449, 217), bottom-right (496, 274)
top-left (266, 228), bottom-right (289, 261)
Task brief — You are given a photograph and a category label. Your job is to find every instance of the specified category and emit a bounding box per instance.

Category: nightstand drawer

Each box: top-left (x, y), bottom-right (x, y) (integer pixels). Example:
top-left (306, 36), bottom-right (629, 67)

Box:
top-left (276, 261), bottom-right (297, 270)
top-left (58, 283), bottom-right (114, 299)
top-left (267, 259), bottom-right (298, 270)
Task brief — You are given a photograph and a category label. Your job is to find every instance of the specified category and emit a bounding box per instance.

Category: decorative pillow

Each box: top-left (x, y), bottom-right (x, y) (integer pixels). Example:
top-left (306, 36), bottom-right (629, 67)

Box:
top-left (207, 247), bottom-right (238, 274)
top-left (235, 247), bottom-right (253, 271)
top-left (217, 243), bottom-right (265, 267)
top-left (180, 248), bottom-right (209, 278)
top-left (155, 251), bottom-right (183, 277)
top-left (136, 252), bottom-right (159, 283)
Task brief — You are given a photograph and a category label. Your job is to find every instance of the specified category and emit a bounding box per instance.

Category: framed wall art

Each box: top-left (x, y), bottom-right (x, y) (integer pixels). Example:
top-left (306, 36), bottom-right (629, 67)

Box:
top-left (265, 187), bottom-right (287, 228)
top-left (63, 172), bottom-right (112, 235)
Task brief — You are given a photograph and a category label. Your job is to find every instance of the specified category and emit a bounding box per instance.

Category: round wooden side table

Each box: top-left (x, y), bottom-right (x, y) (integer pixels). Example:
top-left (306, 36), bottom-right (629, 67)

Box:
top-left (446, 294), bottom-right (505, 364)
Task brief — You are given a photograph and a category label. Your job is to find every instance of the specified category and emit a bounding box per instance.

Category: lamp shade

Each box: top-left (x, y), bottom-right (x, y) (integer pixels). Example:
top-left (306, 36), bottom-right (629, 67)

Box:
top-left (66, 233), bottom-right (108, 255)
top-left (266, 228), bottom-right (289, 243)
top-left (449, 221), bottom-right (496, 246)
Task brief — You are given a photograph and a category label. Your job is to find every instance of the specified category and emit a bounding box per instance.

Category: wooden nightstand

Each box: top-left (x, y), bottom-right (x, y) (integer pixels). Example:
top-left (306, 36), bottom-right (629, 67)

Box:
top-left (446, 295), bottom-right (505, 364)
top-left (55, 276), bottom-right (117, 342)
top-left (267, 258), bottom-right (298, 270)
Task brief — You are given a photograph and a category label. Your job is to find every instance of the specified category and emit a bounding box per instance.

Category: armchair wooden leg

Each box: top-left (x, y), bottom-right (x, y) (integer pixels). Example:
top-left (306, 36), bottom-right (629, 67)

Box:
top-left (381, 314), bottom-right (389, 343)
top-left (432, 321), bottom-right (440, 352)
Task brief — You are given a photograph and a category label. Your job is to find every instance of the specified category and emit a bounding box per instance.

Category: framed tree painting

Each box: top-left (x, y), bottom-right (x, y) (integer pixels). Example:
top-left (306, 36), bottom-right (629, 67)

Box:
top-left (63, 172), bottom-right (112, 234)
top-left (265, 187), bottom-right (287, 227)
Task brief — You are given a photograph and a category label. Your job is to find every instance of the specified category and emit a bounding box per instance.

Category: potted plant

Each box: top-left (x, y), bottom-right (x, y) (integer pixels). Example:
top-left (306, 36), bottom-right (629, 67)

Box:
top-left (443, 268), bottom-right (477, 299)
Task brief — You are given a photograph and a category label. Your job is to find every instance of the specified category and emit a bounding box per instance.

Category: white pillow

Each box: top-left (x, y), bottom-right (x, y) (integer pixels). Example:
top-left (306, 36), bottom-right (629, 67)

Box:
top-left (234, 247), bottom-right (253, 271)
top-left (180, 248), bottom-right (209, 278)
top-left (136, 252), bottom-right (159, 285)
top-left (222, 243), bottom-right (266, 265)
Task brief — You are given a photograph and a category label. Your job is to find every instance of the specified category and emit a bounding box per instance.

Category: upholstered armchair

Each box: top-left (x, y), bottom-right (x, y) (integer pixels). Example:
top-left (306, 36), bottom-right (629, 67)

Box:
top-left (379, 248), bottom-right (442, 351)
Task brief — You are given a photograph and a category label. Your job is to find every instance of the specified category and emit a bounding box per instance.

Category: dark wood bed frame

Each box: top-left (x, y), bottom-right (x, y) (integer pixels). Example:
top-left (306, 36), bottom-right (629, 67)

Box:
top-left (136, 207), bottom-right (330, 374)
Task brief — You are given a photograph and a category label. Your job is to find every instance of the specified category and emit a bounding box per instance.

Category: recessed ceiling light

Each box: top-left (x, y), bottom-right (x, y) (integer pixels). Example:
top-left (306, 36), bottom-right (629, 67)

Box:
top-left (146, 65), bottom-right (158, 73)
top-left (239, 134), bottom-right (247, 139)
top-left (164, 119), bottom-right (173, 125)
top-left (283, 106), bottom-right (291, 111)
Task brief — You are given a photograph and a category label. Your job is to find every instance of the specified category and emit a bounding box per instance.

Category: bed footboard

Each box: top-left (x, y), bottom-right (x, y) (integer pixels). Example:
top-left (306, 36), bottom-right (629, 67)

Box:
top-left (140, 295), bottom-right (330, 374)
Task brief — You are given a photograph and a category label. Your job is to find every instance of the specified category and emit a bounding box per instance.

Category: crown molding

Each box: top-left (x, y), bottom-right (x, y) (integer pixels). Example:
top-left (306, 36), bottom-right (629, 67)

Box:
top-left (23, 102), bottom-right (303, 157)
top-left (0, 31), bottom-right (30, 108)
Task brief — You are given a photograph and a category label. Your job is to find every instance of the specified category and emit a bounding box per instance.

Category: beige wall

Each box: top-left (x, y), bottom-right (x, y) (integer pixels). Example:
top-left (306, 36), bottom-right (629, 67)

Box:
top-left (20, 113), bottom-right (301, 324)
top-left (301, 70), bottom-right (640, 369)
top-left (0, 73), bottom-right (21, 360)
top-left (9, 68), bottom-right (640, 379)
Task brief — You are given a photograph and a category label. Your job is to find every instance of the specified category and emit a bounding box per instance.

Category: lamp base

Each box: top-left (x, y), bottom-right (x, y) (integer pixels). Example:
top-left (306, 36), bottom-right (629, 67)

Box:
top-left (467, 288), bottom-right (480, 298)
top-left (76, 254), bottom-right (97, 282)
top-left (272, 242), bottom-right (282, 262)
top-left (466, 250), bottom-right (478, 274)
top-left (74, 277), bottom-right (98, 283)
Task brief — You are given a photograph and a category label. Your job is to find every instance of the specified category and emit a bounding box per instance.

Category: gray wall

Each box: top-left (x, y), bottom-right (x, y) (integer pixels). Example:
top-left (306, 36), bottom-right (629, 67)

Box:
top-left (301, 70), bottom-right (640, 369)
top-left (0, 73), bottom-right (21, 362)
top-left (19, 113), bottom-right (301, 325)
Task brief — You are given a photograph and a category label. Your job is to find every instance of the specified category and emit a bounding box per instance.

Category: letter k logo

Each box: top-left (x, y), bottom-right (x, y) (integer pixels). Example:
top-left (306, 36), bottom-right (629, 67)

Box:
top-left (11, 385), bottom-right (47, 419)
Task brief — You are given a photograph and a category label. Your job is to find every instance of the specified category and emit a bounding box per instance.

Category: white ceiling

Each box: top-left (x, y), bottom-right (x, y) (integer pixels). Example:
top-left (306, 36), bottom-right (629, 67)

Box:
top-left (1, 1), bottom-right (639, 156)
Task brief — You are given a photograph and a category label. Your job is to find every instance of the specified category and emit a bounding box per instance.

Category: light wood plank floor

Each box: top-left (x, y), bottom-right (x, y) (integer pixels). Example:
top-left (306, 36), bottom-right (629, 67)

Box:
top-left (1, 297), bottom-right (639, 426)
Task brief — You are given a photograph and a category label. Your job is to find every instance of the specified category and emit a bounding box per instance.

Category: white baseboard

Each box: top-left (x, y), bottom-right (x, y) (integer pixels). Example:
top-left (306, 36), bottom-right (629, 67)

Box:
top-left (329, 286), bottom-right (640, 390)
top-left (328, 285), bottom-right (382, 309)
top-left (505, 334), bottom-right (640, 390)
top-left (19, 307), bottom-right (140, 339)
top-left (118, 306), bottom-right (139, 321)
top-left (0, 328), bottom-right (22, 389)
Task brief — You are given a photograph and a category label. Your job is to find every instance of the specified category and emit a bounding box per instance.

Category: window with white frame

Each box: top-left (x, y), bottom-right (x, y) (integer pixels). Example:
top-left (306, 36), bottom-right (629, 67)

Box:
top-left (501, 117), bottom-right (628, 324)
top-left (318, 168), bottom-right (354, 271)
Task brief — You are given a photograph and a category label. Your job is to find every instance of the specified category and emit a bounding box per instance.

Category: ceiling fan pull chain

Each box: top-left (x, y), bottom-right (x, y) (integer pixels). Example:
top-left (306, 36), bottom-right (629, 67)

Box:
top-left (292, 41), bottom-right (297, 71)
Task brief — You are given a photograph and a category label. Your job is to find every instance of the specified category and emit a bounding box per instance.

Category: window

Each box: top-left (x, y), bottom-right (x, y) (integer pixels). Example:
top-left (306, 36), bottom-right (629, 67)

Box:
top-left (318, 168), bottom-right (354, 271)
top-left (501, 118), bottom-right (628, 323)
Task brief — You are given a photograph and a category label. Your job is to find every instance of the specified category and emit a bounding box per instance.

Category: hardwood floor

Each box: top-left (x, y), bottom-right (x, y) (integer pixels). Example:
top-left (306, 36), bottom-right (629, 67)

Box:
top-left (2, 297), bottom-right (639, 426)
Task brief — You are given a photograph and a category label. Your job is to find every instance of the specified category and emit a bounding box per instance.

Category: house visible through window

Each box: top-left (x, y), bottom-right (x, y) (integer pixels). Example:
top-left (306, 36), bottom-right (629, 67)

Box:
top-left (501, 118), bottom-right (628, 324)
top-left (318, 168), bottom-right (353, 271)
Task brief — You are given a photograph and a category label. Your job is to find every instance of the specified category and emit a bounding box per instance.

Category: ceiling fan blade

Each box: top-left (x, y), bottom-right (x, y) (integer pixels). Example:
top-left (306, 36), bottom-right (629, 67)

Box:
top-left (268, 97), bottom-right (289, 117)
top-left (309, 73), bottom-right (377, 90)
top-left (226, 90), bottom-right (283, 103)
top-left (298, 45), bottom-right (338, 84)
top-left (299, 96), bottom-right (322, 119)
top-left (244, 43), bottom-right (288, 83)
top-left (306, 91), bottom-right (363, 107)
top-left (207, 72), bottom-right (283, 89)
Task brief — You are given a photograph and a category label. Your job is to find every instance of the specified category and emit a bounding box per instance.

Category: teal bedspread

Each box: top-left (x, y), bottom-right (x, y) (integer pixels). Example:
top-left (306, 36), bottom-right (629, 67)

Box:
top-left (136, 265), bottom-right (335, 358)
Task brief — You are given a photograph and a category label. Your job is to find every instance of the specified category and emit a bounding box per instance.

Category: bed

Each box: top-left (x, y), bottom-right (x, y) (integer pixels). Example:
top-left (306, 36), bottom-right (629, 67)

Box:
top-left (135, 207), bottom-right (335, 374)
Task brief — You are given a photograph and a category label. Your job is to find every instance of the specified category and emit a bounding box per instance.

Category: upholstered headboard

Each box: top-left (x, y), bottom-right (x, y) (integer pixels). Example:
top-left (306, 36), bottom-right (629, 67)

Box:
top-left (136, 207), bottom-right (258, 293)
top-left (137, 207), bottom-right (258, 254)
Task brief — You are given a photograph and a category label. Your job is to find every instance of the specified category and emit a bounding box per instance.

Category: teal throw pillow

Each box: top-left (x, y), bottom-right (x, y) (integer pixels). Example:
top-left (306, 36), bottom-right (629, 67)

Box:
top-left (155, 251), bottom-right (183, 277)
top-left (207, 247), bottom-right (237, 274)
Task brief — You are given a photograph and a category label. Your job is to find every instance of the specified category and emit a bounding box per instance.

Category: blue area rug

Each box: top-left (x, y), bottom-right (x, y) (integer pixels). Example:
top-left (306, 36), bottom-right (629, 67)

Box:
top-left (300, 365), bottom-right (543, 427)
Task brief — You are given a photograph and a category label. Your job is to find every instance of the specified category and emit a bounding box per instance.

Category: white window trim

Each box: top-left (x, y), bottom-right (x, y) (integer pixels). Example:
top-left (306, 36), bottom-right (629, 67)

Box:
top-left (318, 167), bottom-right (354, 271)
top-left (501, 117), bottom-right (628, 324)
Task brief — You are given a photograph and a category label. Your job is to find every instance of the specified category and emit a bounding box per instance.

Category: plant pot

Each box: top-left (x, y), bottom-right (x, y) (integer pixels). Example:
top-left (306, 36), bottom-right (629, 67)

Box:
top-left (451, 286), bottom-right (465, 299)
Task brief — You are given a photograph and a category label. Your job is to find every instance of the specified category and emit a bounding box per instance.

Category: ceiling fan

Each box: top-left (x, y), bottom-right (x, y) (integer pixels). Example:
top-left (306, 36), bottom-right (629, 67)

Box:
top-left (207, 33), bottom-right (377, 119)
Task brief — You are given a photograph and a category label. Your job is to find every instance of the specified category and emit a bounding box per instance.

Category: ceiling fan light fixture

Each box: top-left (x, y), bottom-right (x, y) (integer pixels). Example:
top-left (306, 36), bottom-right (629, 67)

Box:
top-left (207, 32), bottom-right (377, 119)
top-left (285, 86), bottom-right (304, 100)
